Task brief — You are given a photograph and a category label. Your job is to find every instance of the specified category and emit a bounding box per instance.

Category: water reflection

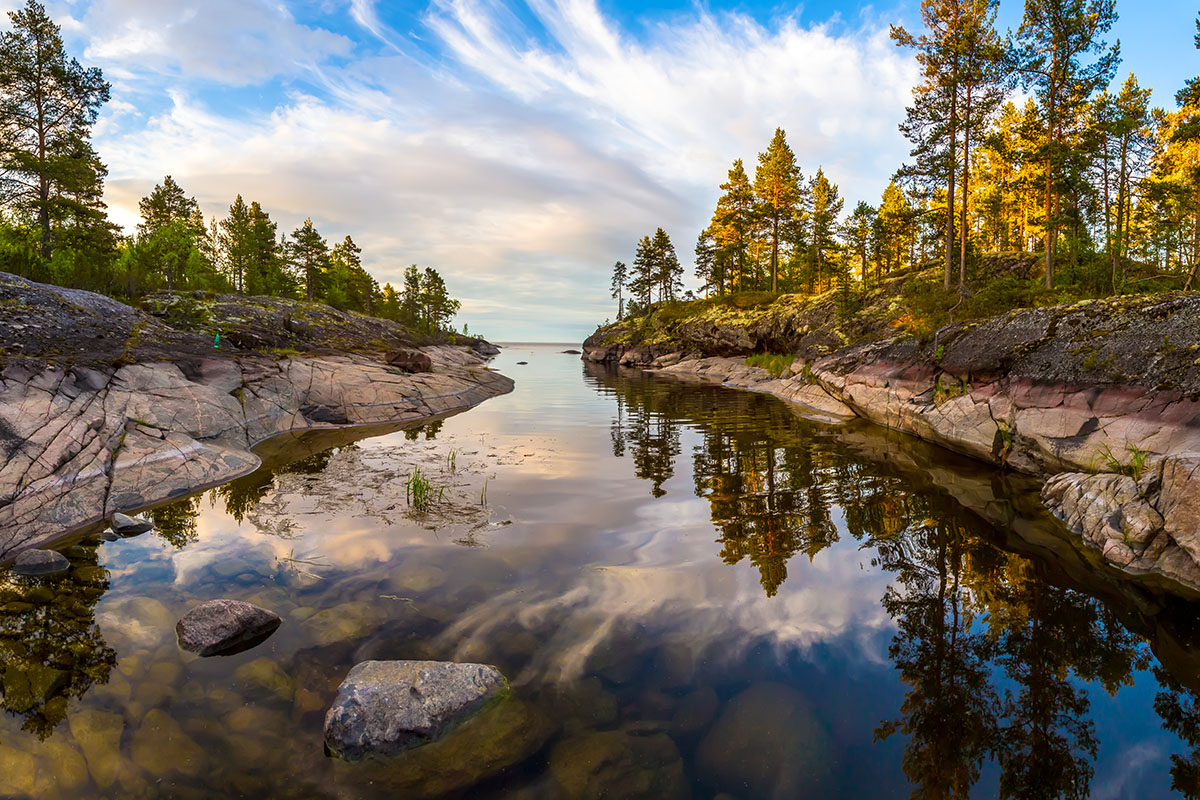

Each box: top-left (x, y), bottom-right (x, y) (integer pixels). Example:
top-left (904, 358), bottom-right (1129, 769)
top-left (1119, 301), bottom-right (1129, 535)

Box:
top-left (0, 351), bottom-right (1198, 797)
top-left (0, 540), bottom-right (115, 739)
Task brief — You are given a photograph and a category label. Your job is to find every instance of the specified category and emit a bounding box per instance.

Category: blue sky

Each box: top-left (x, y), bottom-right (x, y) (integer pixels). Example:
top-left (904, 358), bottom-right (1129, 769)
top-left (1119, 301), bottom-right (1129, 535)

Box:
top-left (10, 0), bottom-right (1197, 340)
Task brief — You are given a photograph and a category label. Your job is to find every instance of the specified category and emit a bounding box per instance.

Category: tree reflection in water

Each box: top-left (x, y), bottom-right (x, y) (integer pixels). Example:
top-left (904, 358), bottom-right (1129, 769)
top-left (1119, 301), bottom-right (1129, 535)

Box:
top-left (590, 362), bottom-right (1170, 798)
top-left (0, 540), bottom-right (115, 738)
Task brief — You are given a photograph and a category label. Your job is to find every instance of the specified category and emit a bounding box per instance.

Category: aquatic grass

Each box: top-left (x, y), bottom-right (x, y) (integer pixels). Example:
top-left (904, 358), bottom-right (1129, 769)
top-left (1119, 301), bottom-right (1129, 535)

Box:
top-left (446, 448), bottom-right (459, 475)
top-left (745, 353), bottom-right (793, 378)
top-left (406, 467), bottom-right (446, 513)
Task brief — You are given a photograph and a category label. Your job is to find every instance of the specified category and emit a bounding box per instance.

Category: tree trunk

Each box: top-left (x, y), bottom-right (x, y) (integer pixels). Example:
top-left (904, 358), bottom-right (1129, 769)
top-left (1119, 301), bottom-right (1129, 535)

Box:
top-left (960, 81), bottom-right (972, 288)
top-left (945, 89), bottom-right (958, 291)
top-left (771, 214), bottom-right (779, 293)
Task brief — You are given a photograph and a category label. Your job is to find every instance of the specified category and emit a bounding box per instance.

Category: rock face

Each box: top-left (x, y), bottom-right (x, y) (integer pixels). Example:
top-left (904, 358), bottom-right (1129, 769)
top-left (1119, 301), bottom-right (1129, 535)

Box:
top-left (176, 600), bottom-right (282, 656)
top-left (12, 549), bottom-right (70, 576)
top-left (1042, 455), bottom-right (1200, 591)
top-left (0, 273), bottom-right (511, 557)
top-left (323, 660), bottom-right (509, 762)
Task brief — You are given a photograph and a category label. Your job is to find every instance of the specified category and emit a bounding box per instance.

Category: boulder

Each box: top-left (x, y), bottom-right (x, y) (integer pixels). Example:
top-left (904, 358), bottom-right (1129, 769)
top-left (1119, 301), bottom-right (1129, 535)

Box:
top-left (176, 599), bottom-right (281, 657)
top-left (111, 512), bottom-right (154, 536)
top-left (549, 730), bottom-right (687, 800)
top-left (385, 349), bottom-right (433, 373)
top-left (12, 549), bottom-right (70, 576)
top-left (560, 349), bottom-right (582, 354)
top-left (323, 660), bottom-right (509, 761)
top-left (696, 682), bottom-right (831, 799)
top-left (333, 699), bottom-right (554, 798)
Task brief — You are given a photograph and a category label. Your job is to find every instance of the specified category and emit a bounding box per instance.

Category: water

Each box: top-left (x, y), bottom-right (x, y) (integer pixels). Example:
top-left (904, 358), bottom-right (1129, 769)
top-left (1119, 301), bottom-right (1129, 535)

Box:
top-left (1, 343), bottom-right (1198, 798)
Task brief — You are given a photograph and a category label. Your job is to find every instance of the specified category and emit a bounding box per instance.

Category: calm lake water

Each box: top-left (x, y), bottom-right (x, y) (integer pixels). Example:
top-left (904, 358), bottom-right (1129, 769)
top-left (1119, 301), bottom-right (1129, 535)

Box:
top-left (2, 343), bottom-right (1200, 798)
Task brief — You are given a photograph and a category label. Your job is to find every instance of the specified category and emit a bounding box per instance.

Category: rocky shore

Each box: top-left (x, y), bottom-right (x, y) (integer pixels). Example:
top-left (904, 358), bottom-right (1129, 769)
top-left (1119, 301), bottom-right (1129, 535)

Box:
top-left (0, 274), bottom-right (512, 556)
top-left (584, 292), bottom-right (1200, 594)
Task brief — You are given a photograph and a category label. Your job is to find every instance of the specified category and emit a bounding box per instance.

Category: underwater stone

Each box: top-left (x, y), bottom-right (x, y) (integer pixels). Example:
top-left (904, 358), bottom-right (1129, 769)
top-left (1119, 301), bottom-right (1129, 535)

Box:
top-left (12, 549), bottom-right (70, 576)
top-left (69, 708), bottom-right (125, 789)
top-left (549, 730), bottom-right (687, 800)
top-left (696, 682), bottom-right (831, 799)
top-left (176, 599), bottom-right (281, 657)
top-left (323, 660), bottom-right (508, 761)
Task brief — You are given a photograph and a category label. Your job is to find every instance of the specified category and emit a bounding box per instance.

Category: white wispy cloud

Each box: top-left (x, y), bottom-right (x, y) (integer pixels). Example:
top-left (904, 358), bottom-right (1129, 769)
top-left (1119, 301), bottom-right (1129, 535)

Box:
top-left (77, 0), bottom-right (917, 339)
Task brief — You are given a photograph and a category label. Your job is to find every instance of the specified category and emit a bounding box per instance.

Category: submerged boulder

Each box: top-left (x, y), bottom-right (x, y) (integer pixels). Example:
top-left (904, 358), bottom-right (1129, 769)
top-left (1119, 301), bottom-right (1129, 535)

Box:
top-left (333, 698), bottom-right (554, 799)
top-left (12, 549), bottom-right (70, 576)
top-left (323, 660), bottom-right (509, 761)
top-left (111, 513), bottom-right (154, 536)
top-left (549, 730), bottom-right (687, 800)
top-left (696, 682), bottom-right (831, 799)
top-left (176, 599), bottom-right (281, 657)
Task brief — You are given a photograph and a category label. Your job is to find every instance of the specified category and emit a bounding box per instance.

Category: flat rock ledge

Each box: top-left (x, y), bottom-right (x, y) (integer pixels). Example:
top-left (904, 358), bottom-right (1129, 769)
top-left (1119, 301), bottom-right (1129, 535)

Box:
top-left (176, 599), bottom-right (282, 657)
top-left (0, 344), bottom-right (512, 558)
top-left (323, 660), bottom-right (509, 762)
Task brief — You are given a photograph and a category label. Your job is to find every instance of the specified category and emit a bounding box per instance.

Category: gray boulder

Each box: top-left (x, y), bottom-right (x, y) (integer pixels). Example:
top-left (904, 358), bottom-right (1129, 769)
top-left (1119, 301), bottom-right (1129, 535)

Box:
top-left (13, 549), bottom-right (70, 576)
top-left (176, 599), bottom-right (281, 656)
top-left (323, 660), bottom-right (509, 761)
top-left (111, 512), bottom-right (154, 536)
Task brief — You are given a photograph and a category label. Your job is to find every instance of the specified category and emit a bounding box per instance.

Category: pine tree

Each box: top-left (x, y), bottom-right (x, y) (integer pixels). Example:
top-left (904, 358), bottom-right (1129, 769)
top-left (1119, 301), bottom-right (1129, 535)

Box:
top-left (754, 128), bottom-right (802, 293)
top-left (630, 234), bottom-right (656, 308)
top-left (220, 195), bottom-right (253, 293)
top-left (246, 202), bottom-right (287, 296)
top-left (892, 0), bottom-right (966, 290)
top-left (0, 1), bottom-right (110, 259)
top-left (651, 227), bottom-right (681, 302)
top-left (694, 229), bottom-right (720, 297)
top-left (710, 159), bottom-right (756, 291)
top-left (610, 260), bottom-right (628, 319)
top-left (138, 176), bottom-right (205, 241)
top-left (1014, 0), bottom-right (1119, 288)
top-left (401, 264), bottom-right (422, 327)
top-left (844, 202), bottom-right (877, 284)
top-left (287, 218), bottom-right (329, 302)
top-left (809, 168), bottom-right (845, 292)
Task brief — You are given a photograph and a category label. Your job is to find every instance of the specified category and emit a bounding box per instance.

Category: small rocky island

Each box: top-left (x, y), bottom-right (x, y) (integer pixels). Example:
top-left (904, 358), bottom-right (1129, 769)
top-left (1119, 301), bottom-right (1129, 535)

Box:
top-left (585, 267), bottom-right (1200, 596)
top-left (0, 272), bottom-right (512, 556)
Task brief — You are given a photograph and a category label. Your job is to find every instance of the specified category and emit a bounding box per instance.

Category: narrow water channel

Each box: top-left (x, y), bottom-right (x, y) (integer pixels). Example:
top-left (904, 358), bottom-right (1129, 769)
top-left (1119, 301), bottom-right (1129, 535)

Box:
top-left (1, 343), bottom-right (1196, 798)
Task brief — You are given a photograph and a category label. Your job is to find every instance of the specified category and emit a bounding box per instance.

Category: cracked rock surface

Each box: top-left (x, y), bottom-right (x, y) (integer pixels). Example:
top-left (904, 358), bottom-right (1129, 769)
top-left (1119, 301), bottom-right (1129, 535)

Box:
top-left (0, 273), bottom-right (512, 556)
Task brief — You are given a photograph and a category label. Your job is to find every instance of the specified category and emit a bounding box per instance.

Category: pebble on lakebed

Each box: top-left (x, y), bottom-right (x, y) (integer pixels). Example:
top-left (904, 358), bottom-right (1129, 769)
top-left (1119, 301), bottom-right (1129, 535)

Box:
top-left (323, 660), bottom-right (510, 761)
top-left (175, 599), bottom-right (281, 657)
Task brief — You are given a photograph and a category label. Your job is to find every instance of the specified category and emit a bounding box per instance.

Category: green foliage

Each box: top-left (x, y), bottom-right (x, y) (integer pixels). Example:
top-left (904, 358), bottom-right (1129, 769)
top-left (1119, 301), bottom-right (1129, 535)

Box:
top-left (1094, 442), bottom-right (1153, 479)
top-left (745, 353), bottom-right (793, 378)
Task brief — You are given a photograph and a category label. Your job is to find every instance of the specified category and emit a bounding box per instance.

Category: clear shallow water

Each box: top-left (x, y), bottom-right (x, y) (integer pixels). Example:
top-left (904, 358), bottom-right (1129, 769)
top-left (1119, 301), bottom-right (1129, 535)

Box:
top-left (1, 344), bottom-right (1199, 798)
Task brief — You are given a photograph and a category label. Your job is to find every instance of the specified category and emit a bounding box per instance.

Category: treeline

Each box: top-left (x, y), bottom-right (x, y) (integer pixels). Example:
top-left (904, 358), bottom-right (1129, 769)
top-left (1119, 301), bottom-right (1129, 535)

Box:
top-left (612, 1), bottom-right (1200, 317)
top-left (0, 1), bottom-right (460, 335)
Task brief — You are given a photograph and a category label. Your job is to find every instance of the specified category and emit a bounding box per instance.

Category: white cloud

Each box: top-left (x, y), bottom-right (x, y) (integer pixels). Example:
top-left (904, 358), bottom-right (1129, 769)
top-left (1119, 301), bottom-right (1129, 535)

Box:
top-left (80, 0), bottom-right (354, 85)
top-left (86, 0), bottom-right (917, 339)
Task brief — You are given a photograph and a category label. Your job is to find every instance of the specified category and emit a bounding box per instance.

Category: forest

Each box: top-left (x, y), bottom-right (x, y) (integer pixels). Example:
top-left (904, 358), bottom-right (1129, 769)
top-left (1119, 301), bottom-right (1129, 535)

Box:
top-left (613, 1), bottom-right (1200, 324)
top-left (0, 1), bottom-right (462, 335)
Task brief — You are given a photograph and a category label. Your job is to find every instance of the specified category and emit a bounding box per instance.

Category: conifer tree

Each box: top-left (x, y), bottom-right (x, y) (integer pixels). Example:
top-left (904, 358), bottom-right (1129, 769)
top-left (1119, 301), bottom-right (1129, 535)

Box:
top-left (844, 202), bottom-right (877, 284)
top-left (610, 260), bottom-right (628, 318)
top-left (809, 168), bottom-right (845, 291)
top-left (710, 160), bottom-right (756, 291)
top-left (630, 234), bottom-right (656, 308)
top-left (694, 229), bottom-right (720, 297)
top-left (220, 195), bottom-right (253, 292)
top-left (1014, 0), bottom-right (1119, 288)
top-left (651, 227), bottom-right (681, 302)
top-left (754, 128), bottom-right (801, 293)
top-left (287, 218), bottom-right (329, 302)
top-left (0, 0), bottom-right (110, 259)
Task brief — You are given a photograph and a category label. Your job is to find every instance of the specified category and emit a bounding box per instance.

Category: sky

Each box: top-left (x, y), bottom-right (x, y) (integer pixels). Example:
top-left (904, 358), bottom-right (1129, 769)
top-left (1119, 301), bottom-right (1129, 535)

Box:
top-left (8, 0), bottom-right (1198, 341)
